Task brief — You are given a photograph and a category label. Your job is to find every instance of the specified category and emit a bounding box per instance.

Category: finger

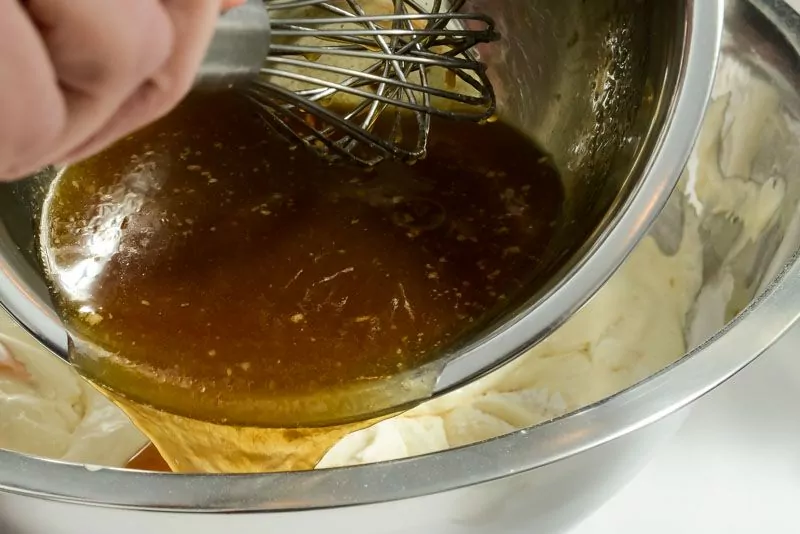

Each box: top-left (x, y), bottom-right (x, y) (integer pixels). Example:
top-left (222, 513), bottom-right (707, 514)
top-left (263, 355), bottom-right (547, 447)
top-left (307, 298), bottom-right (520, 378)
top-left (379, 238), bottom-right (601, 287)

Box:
top-left (24, 0), bottom-right (174, 165)
top-left (143, 0), bottom-right (227, 118)
top-left (59, 81), bottom-right (164, 164)
top-left (0, 0), bottom-right (65, 180)
top-left (62, 0), bottom-right (228, 164)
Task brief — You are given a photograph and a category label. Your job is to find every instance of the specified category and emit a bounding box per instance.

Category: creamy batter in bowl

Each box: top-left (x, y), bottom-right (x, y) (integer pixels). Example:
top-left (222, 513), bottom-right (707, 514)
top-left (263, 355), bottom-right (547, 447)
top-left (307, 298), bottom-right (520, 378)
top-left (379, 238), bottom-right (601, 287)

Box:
top-left (1, 0), bottom-right (800, 533)
top-left (0, 322), bottom-right (145, 465)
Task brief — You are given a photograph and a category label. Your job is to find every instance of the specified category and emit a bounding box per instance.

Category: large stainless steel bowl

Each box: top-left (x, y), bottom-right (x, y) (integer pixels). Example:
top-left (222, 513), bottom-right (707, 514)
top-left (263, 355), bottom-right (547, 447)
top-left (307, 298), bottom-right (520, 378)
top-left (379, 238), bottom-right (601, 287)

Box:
top-left (0, 0), bottom-right (721, 398)
top-left (9, 0), bottom-right (800, 533)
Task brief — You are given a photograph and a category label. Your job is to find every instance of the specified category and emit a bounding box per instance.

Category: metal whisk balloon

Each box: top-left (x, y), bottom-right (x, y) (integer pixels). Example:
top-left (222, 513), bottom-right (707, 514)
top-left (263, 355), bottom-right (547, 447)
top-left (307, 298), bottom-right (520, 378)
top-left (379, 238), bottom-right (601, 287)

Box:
top-left (201, 0), bottom-right (499, 165)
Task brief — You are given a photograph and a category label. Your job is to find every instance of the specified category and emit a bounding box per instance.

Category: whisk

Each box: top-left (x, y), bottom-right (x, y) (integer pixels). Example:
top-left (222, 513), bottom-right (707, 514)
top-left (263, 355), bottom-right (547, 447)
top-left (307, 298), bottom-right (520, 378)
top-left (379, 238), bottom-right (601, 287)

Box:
top-left (202, 0), bottom-right (499, 166)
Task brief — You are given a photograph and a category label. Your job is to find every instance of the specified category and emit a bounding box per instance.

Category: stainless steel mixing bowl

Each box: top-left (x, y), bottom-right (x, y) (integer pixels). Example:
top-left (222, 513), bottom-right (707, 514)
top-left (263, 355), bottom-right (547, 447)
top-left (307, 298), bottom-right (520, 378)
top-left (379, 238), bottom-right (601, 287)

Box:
top-left (10, 0), bottom-right (800, 533)
top-left (0, 0), bottom-right (720, 398)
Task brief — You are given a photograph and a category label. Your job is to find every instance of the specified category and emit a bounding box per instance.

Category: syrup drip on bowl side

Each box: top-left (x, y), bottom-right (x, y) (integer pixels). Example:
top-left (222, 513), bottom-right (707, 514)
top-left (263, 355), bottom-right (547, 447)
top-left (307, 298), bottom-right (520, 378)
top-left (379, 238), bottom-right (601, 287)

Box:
top-left (38, 92), bottom-right (564, 473)
top-left (126, 441), bottom-right (170, 472)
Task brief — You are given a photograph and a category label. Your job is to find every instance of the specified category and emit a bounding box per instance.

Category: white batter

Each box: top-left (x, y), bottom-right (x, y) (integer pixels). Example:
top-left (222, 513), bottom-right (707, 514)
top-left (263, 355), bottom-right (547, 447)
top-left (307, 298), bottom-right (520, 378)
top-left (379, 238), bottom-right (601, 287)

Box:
top-left (0, 317), bottom-right (147, 464)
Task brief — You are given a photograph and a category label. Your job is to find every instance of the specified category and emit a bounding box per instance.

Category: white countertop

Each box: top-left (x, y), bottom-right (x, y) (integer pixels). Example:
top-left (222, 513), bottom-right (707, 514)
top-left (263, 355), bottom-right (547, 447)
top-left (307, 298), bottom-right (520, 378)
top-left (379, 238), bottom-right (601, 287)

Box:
top-left (572, 322), bottom-right (800, 533)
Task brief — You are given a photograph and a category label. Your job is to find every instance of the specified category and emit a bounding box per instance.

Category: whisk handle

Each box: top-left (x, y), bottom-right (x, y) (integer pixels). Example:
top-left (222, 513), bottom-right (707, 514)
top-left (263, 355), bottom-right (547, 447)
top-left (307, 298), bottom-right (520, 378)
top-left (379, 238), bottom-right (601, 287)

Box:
top-left (195, 0), bottom-right (270, 90)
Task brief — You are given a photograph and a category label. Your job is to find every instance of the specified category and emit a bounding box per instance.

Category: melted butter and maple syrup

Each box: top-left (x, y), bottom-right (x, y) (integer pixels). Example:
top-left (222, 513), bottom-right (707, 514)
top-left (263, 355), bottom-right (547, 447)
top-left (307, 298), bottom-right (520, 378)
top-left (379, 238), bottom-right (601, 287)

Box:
top-left (39, 92), bottom-right (563, 473)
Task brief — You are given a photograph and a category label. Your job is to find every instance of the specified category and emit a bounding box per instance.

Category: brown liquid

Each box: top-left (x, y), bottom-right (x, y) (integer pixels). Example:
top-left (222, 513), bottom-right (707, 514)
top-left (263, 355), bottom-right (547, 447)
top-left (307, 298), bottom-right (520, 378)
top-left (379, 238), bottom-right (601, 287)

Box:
top-left (114, 397), bottom-right (384, 473)
top-left (40, 92), bottom-right (563, 472)
top-left (126, 442), bottom-right (171, 472)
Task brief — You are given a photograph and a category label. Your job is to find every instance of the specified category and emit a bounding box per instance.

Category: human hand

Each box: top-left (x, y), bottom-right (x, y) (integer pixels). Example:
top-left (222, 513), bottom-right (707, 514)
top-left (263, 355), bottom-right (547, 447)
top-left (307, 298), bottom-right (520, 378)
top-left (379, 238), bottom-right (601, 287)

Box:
top-left (0, 0), bottom-right (245, 181)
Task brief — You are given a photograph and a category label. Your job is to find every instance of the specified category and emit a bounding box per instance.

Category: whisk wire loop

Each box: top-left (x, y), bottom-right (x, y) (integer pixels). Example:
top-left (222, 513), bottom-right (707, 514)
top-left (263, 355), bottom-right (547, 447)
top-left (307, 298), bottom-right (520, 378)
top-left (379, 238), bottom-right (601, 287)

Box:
top-left (247, 0), bottom-right (499, 166)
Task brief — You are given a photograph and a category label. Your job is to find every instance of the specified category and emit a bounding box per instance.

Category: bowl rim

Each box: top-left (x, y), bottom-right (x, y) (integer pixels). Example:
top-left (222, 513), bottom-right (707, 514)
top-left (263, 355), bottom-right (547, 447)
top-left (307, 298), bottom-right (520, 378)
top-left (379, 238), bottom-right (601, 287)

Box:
top-left (0, 0), bottom-right (769, 513)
